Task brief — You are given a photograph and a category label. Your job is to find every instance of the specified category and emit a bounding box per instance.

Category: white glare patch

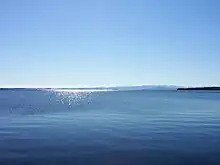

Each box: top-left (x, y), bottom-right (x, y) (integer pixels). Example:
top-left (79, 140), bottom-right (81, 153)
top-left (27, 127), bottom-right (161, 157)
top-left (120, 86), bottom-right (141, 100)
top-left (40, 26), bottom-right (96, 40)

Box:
top-left (53, 90), bottom-right (93, 106)
top-left (54, 89), bottom-right (111, 92)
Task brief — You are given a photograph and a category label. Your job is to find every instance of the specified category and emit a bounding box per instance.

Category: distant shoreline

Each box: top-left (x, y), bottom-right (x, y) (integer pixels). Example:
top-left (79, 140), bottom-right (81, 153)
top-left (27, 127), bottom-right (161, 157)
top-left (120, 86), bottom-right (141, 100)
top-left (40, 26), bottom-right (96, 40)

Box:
top-left (0, 85), bottom-right (179, 91)
top-left (177, 87), bottom-right (220, 91)
top-left (1, 86), bottom-right (220, 91)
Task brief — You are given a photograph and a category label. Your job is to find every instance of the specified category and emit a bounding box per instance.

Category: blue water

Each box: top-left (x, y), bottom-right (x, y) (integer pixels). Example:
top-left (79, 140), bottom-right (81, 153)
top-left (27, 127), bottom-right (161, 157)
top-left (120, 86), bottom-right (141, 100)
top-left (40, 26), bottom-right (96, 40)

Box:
top-left (0, 90), bottom-right (220, 165)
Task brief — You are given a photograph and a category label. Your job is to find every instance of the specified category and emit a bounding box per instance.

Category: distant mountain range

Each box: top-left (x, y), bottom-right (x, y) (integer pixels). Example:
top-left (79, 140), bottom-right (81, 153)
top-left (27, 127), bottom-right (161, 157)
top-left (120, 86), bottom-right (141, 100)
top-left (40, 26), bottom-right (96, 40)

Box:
top-left (109, 85), bottom-right (180, 91)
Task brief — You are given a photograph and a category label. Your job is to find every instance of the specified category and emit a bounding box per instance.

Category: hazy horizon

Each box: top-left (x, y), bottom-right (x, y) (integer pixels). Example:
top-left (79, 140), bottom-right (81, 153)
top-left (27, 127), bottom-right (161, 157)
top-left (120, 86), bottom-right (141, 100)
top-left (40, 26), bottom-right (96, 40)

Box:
top-left (1, 84), bottom-right (219, 89)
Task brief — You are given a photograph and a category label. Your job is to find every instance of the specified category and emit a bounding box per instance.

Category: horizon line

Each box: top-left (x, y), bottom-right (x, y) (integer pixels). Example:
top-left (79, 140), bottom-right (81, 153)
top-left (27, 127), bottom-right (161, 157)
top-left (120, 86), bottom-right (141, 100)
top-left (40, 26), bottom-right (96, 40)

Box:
top-left (1, 85), bottom-right (220, 89)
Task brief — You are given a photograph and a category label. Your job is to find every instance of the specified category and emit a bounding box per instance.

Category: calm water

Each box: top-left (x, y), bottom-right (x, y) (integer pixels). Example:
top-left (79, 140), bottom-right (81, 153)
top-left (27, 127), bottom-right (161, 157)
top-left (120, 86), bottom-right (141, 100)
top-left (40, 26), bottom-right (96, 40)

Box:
top-left (0, 90), bottom-right (220, 165)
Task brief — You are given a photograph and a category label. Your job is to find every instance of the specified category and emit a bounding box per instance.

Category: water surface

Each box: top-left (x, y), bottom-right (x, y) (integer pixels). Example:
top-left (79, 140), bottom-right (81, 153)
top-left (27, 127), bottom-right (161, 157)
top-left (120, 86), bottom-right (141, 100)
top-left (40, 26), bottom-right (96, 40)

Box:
top-left (0, 90), bottom-right (220, 165)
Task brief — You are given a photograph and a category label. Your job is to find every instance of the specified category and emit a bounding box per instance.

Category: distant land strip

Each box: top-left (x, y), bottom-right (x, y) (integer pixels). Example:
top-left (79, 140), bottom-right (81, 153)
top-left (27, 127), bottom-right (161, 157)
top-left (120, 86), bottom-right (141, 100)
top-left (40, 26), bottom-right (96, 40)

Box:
top-left (177, 87), bottom-right (220, 90)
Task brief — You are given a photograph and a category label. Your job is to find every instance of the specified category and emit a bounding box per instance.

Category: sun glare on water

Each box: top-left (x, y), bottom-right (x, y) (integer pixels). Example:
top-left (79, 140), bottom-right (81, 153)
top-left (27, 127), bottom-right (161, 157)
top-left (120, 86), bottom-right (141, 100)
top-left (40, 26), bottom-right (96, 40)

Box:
top-left (49, 89), bottom-right (111, 107)
top-left (53, 89), bottom-right (111, 93)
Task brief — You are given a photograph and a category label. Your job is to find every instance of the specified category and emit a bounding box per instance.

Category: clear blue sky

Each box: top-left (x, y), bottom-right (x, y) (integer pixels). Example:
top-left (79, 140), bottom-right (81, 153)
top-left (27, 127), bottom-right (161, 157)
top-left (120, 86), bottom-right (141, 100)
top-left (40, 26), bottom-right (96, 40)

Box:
top-left (0, 0), bottom-right (219, 87)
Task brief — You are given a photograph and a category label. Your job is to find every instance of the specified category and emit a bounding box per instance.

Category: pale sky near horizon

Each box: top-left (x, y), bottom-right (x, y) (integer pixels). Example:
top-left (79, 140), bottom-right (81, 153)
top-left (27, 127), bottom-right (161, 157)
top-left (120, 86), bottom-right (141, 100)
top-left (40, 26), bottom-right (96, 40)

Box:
top-left (0, 0), bottom-right (219, 88)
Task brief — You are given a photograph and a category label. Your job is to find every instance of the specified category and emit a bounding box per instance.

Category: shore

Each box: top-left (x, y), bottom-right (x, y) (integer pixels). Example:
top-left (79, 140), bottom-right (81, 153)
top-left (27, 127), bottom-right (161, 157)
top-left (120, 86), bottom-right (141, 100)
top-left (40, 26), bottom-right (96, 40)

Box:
top-left (177, 87), bottom-right (220, 90)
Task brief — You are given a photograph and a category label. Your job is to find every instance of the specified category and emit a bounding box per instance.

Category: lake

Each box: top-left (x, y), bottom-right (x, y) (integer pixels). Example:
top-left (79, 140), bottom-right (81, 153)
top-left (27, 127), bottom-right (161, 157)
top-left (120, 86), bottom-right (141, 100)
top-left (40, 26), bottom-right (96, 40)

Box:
top-left (0, 90), bottom-right (220, 165)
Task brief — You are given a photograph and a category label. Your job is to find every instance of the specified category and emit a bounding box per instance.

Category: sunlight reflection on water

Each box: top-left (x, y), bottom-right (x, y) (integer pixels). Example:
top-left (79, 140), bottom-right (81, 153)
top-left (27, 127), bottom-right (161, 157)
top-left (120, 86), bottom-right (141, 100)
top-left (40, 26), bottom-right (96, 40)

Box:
top-left (53, 90), bottom-right (92, 106)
